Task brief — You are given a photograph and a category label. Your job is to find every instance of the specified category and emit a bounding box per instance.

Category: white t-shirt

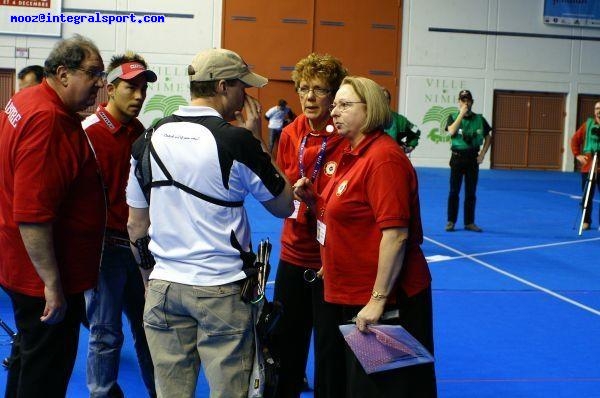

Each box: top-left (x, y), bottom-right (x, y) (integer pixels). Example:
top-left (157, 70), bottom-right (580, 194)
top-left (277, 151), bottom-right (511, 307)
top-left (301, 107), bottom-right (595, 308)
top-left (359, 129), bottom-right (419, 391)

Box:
top-left (126, 106), bottom-right (286, 286)
top-left (265, 105), bottom-right (289, 130)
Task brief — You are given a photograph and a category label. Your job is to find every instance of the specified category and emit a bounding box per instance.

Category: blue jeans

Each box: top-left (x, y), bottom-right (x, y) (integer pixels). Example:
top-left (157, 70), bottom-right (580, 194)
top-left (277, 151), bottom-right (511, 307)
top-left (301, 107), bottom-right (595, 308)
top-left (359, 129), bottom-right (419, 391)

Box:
top-left (85, 245), bottom-right (156, 398)
top-left (143, 279), bottom-right (254, 398)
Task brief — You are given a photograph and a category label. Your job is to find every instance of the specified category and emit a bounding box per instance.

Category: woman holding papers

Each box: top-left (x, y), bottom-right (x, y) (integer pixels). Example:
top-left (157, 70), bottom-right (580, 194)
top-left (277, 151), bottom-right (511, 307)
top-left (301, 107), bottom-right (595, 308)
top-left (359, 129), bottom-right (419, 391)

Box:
top-left (294, 76), bottom-right (437, 397)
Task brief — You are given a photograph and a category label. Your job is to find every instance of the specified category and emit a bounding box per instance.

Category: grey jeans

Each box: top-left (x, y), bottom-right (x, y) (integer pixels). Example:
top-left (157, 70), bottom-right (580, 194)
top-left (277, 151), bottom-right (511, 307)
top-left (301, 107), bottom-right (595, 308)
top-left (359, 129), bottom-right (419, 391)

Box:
top-left (144, 279), bottom-right (254, 398)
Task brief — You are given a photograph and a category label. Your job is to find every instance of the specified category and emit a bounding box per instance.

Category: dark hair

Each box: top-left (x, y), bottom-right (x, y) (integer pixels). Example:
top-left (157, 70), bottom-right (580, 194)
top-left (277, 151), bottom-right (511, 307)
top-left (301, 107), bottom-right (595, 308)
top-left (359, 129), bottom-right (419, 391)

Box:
top-left (44, 34), bottom-right (101, 76)
top-left (17, 65), bottom-right (44, 83)
top-left (292, 53), bottom-right (347, 95)
top-left (278, 99), bottom-right (287, 107)
top-left (190, 79), bottom-right (238, 99)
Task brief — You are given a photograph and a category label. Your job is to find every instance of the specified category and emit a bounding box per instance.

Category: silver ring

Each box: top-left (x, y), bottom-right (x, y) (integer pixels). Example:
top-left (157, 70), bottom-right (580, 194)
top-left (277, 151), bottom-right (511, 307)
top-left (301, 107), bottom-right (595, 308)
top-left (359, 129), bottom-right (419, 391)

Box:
top-left (303, 269), bottom-right (317, 283)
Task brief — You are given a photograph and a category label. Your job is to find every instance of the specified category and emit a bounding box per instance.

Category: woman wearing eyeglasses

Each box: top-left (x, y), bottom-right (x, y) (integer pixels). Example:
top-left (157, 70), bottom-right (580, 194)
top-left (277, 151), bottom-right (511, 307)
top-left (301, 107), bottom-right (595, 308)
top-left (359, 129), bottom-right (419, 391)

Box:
top-left (271, 53), bottom-right (347, 398)
top-left (294, 76), bottom-right (437, 397)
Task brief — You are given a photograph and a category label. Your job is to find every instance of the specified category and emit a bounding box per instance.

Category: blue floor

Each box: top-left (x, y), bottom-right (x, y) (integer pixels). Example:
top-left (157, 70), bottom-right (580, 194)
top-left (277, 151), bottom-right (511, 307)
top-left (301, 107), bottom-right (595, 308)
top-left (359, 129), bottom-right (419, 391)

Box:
top-left (1, 167), bottom-right (600, 397)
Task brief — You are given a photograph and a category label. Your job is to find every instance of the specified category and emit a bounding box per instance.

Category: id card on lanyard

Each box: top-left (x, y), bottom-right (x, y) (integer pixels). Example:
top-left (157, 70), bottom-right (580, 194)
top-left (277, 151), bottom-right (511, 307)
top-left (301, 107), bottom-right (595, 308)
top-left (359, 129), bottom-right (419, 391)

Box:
top-left (289, 134), bottom-right (328, 219)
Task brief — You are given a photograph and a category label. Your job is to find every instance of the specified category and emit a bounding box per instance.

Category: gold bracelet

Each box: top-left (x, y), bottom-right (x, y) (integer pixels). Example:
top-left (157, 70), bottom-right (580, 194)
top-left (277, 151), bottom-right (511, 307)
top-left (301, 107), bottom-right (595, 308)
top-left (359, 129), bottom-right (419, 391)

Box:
top-left (371, 290), bottom-right (387, 300)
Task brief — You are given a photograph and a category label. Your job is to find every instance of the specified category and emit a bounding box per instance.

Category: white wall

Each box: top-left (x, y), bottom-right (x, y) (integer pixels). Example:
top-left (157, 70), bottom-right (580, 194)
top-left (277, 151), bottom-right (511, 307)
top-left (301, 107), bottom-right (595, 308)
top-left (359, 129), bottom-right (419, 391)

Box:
top-left (3, 0), bottom-right (600, 164)
top-left (400, 0), bottom-right (600, 170)
top-left (0, 0), bottom-right (222, 127)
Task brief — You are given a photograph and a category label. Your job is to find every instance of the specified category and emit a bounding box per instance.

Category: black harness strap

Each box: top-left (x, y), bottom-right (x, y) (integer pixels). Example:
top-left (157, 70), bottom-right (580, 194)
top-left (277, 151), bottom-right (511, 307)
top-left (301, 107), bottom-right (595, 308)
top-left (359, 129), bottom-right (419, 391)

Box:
top-left (133, 117), bottom-right (244, 208)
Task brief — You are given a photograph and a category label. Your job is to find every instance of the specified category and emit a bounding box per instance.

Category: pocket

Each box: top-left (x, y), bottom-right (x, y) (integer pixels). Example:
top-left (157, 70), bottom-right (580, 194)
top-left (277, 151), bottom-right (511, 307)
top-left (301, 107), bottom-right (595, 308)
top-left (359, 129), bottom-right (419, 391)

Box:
top-left (143, 279), bottom-right (170, 329)
top-left (201, 288), bottom-right (252, 337)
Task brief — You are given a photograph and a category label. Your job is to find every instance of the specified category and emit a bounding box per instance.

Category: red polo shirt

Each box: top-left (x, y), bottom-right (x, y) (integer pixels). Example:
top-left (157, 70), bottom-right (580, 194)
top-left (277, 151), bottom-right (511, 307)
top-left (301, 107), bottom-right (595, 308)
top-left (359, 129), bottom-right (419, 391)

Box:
top-left (0, 80), bottom-right (105, 296)
top-left (570, 121), bottom-right (600, 174)
top-left (83, 104), bottom-right (145, 233)
top-left (318, 131), bottom-right (431, 305)
top-left (276, 114), bottom-right (346, 268)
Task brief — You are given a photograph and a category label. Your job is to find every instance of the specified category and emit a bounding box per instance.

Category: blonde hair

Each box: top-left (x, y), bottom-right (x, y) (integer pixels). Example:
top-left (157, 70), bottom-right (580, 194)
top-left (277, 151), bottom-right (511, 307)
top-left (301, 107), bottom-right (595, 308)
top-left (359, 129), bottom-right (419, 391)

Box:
top-left (340, 76), bottom-right (392, 133)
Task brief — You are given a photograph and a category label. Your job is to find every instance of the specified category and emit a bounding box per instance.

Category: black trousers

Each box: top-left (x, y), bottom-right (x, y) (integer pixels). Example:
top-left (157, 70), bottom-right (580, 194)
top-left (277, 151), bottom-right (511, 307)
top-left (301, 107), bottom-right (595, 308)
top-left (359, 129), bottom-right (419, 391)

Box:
top-left (2, 287), bottom-right (85, 398)
top-left (321, 287), bottom-right (437, 398)
top-left (580, 172), bottom-right (600, 224)
top-left (270, 260), bottom-right (342, 398)
top-left (447, 153), bottom-right (479, 225)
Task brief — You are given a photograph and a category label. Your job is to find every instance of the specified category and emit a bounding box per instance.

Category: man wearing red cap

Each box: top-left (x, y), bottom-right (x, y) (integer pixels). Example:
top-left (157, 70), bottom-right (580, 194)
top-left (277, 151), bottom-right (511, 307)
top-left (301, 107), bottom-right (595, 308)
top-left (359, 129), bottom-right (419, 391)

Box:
top-left (82, 52), bottom-right (157, 398)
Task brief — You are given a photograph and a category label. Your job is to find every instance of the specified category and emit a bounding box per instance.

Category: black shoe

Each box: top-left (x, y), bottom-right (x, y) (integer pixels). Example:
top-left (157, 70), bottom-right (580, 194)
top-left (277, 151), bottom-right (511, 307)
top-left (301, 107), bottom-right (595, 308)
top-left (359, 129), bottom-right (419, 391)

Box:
top-left (445, 221), bottom-right (455, 232)
top-left (465, 223), bottom-right (483, 232)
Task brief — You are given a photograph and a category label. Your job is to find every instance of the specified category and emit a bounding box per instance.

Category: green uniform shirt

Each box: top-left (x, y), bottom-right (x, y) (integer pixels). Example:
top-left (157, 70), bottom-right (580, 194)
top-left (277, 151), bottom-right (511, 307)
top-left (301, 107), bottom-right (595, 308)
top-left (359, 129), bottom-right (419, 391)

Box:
top-left (583, 117), bottom-right (600, 154)
top-left (446, 112), bottom-right (491, 151)
top-left (385, 111), bottom-right (420, 148)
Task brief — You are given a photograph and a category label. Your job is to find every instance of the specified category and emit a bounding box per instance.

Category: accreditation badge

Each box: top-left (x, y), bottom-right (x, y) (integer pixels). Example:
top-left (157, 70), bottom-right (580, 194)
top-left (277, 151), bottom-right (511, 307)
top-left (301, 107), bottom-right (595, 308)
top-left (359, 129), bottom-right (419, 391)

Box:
top-left (289, 200), bottom-right (300, 219)
top-left (316, 220), bottom-right (326, 246)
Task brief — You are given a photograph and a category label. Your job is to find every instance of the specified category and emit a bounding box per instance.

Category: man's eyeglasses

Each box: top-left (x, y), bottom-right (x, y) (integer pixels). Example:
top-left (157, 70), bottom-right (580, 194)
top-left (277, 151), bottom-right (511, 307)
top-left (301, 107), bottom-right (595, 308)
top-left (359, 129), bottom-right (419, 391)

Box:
top-left (329, 101), bottom-right (365, 113)
top-left (297, 87), bottom-right (331, 97)
top-left (72, 67), bottom-right (107, 81)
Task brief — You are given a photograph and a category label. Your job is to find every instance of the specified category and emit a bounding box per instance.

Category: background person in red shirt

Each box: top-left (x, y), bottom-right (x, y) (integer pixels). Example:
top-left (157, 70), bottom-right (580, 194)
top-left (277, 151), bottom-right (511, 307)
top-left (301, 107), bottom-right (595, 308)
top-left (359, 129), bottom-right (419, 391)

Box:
top-left (570, 101), bottom-right (600, 231)
top-left (16, 65), bottom-right (44, 91)
top-left (82, 53), bottom-right (157, 398)
top-left (294, 76), bottom-right (436, 398)
top-left (271, 53), bottom-right (347, 398)
top-left (0, 34), bottom-right (106, 398)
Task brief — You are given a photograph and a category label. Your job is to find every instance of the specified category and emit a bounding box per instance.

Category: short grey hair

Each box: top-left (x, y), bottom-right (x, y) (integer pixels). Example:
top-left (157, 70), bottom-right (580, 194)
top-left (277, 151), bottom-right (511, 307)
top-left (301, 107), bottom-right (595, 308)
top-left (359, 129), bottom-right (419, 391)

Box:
top-left (44, 34), bottom-right (101, 76)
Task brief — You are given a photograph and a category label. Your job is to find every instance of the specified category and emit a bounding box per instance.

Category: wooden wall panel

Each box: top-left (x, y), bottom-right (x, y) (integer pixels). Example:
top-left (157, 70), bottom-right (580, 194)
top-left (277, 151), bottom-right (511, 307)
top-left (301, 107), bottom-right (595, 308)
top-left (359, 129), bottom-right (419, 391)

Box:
top-left (222, 0), bottom-right (314, 81)
top-left (313, 0), bottom-right (400, 105)
top-left (222, 0), bottom-right (403, 145)
top-left (0, 69), bottom-right (15, 108)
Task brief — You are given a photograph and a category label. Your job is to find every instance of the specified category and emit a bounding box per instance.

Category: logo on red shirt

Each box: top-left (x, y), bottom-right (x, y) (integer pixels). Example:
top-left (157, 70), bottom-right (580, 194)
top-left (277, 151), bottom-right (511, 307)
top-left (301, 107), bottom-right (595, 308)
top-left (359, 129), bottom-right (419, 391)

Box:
top-left (336, 180), bottom-right (348, 196)
top-left (324, 161), bottom-right (337, 176)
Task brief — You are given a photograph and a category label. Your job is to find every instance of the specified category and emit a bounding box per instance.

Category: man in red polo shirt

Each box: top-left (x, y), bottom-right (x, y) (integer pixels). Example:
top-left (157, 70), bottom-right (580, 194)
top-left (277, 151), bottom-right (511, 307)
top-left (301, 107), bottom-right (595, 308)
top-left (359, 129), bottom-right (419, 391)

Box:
top-left (0, 34), bottom-right (106, 397)
top-left (82, 53), bottom-right (157, 398)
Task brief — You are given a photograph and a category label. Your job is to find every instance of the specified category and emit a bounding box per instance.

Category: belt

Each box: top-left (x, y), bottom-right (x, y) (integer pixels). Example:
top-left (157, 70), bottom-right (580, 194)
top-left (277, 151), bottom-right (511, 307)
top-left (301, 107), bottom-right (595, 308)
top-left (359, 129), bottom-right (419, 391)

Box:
top-left (451, 150), bottom-right (478, 158)
top-left (104, 229), bottom-right (131, 249)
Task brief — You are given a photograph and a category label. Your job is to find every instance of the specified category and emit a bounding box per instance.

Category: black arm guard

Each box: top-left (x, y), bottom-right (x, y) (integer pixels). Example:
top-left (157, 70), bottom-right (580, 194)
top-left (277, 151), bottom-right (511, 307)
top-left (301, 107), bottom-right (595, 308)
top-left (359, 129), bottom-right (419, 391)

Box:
top-left (133, 236), bottom-right (156, 270)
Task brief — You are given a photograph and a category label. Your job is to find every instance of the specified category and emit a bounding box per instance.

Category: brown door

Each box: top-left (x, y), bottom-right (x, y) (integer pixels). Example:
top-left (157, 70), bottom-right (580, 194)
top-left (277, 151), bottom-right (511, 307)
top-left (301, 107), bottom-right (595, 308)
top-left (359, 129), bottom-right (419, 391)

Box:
top-left (0, 69), bottom-right (16, 107)
top-left (492, 91), bottom-right (565, 170)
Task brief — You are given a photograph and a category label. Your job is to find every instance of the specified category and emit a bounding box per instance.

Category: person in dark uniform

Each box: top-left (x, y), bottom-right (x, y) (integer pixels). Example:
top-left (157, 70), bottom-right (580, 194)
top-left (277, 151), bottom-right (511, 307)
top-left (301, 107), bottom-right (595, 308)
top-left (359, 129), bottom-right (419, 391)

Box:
top-left (445, 89), bottom-right (492, 232)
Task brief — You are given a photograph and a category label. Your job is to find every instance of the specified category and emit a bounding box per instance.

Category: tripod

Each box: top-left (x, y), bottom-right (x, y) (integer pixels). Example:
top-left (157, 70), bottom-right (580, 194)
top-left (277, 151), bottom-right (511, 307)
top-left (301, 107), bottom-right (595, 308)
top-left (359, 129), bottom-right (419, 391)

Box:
top-left (578, 151), bottom-right (598, 236)
top-left (0, 318), bottom-right (16, 369)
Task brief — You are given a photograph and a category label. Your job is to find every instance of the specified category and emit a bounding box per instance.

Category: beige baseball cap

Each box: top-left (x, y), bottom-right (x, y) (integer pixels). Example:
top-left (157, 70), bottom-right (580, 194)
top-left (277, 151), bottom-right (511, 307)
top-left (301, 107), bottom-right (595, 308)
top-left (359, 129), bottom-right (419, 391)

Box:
top-left (188, 48), bottom-right (267, 88)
